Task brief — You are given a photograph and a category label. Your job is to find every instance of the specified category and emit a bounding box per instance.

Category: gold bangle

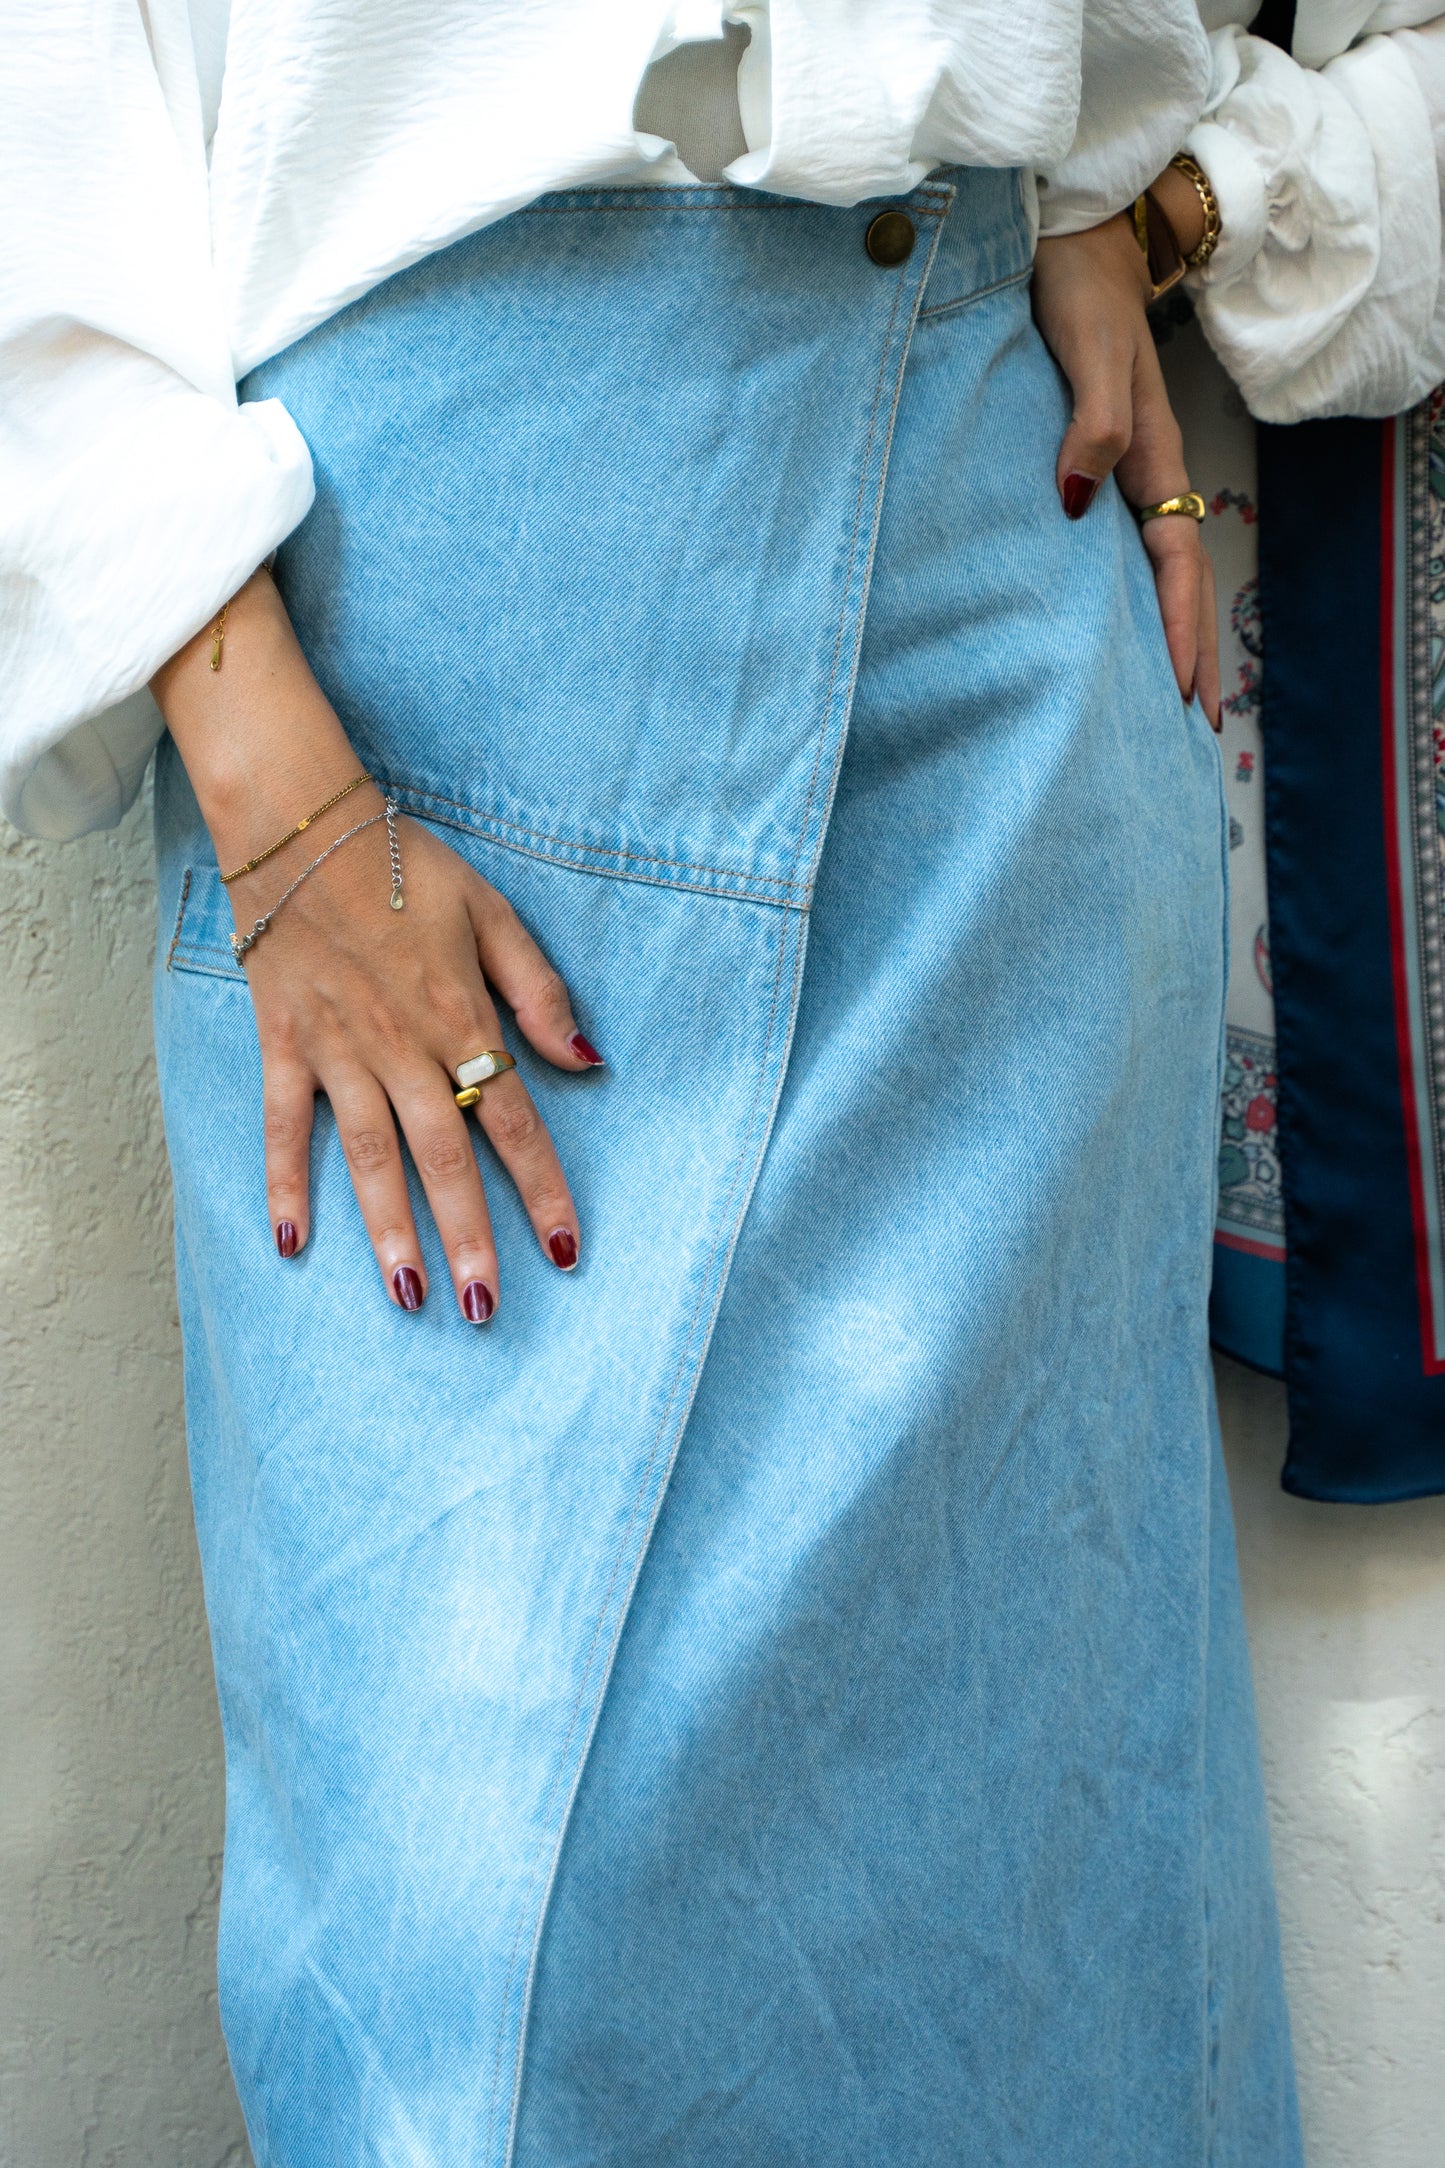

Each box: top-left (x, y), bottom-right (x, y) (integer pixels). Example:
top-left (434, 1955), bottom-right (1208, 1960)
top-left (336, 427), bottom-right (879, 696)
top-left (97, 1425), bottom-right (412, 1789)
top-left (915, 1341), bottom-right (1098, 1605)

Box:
top-left (1136, 492), bottom-right (1207, 524)
top-left (1168, 151), bottom-right (1222, 272)
top-left (219, 774), bottom-right (373, 885)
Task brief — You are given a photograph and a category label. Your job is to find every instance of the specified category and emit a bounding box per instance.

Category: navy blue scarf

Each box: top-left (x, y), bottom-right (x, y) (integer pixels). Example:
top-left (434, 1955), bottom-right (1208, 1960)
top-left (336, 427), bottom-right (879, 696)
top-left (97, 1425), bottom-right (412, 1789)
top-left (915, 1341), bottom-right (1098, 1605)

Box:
top-left (1246, 403), bottom-right (1445, 1499)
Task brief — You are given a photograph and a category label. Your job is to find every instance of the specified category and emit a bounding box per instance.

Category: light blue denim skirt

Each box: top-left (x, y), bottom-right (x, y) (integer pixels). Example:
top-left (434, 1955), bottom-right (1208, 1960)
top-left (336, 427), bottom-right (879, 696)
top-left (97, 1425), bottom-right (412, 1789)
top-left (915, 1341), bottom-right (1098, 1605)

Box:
top-left (153, 167), bottom-right (1302, 2166)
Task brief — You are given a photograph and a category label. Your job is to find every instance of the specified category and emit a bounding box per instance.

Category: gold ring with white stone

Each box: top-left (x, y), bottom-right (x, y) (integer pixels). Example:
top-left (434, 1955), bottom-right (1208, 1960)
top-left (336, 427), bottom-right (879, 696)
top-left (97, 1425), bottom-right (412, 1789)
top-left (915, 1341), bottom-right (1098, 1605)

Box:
top-left (453, 1048), bottom-right (516, 1108)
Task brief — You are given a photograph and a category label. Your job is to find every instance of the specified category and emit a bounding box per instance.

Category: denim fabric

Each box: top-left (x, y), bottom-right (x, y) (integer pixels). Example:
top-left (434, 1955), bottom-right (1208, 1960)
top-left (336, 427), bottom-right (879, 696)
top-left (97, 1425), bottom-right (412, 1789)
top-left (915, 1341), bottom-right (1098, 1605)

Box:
top-left (154, 167), bottom-right (1301, 2166)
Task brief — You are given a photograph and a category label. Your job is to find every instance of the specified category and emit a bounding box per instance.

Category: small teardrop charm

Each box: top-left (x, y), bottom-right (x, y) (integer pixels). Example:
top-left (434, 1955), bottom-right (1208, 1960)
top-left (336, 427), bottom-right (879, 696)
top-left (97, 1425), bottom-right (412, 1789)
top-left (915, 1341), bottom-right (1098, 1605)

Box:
top-left (390, 889), bottom-right (405, 911)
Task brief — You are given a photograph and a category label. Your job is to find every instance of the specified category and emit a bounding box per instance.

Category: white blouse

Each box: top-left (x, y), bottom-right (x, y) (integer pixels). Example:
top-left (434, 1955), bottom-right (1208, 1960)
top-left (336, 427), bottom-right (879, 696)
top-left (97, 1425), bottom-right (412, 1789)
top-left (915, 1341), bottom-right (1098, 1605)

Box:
top-left (0, 0), bottom-right (1440, 840)
top-left (1187, 3), bottom-right (1445, 420)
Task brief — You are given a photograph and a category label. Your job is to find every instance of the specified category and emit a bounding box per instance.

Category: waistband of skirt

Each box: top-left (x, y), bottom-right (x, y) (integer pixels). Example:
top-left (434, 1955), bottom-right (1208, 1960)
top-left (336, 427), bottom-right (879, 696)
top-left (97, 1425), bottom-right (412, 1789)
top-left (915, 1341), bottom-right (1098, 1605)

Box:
top-left (516, 164), bottom-right (1033, 317)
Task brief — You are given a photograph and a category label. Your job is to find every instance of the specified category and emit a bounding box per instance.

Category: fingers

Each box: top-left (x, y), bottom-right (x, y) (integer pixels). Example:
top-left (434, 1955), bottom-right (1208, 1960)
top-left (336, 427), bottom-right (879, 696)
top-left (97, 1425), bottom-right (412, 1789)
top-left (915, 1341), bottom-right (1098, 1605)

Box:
top-left (1118, 333), bottom-right (1210, 709)
top-left (301, 1045), bottom-right (579, 1318)
top-left (326, 1069), bottom-right (430, 1312)
top-left (1140, 518), bottom-right (1203, 704)
top-left (1055, 328), bottom-right (1135, 519)
top-left (1196, 545), bottom-right (1223, 732)
top-left (469, 1069), bottom-right (581, 1273)
top-left (254, 831), bottom-right (595, 1308)
top-left (1115, 332), bottom-right (1187, 516)
top-left (263, 1057), bottom-right (316, 1258)
top-left (466, 882), bottom-right (605, 1071)
top-left (1033, 217), bottom-right (1152, 518)
top-left (391, 1073), bottom-right (501, 1322)
top-left (422, 958), bottom-right (583, 1276)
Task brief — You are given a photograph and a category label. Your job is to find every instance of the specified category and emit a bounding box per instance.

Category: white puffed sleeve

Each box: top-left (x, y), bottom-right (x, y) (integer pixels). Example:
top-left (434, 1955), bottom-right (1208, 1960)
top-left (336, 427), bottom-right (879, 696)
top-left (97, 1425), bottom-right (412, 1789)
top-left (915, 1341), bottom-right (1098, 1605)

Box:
top-left (1186, 21), bottom-right (1445, 421)
top-left (0, 1), bottom-right (313, 841)
top-left (1035, 0), bottom-right (1213, 234)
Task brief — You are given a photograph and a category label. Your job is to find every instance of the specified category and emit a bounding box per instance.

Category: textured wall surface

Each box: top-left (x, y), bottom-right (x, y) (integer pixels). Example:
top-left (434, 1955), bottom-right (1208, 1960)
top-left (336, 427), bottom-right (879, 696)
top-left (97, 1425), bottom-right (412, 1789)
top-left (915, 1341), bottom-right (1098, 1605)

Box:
top-left (1219, 1359), bottom-right (1445, 2168)
top-left (0, 792), bottom-right (249, 2167)
top-left (1, 804), bottom-right (1442, 2167)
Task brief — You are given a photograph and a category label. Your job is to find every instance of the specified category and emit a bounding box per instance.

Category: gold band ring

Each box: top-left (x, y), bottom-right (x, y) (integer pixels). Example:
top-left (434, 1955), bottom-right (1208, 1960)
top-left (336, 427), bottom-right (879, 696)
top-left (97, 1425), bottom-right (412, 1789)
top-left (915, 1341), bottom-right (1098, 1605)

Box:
top-left (454, 1048), bottom-right (516, 1108)
top-left (1136, 492), bottom-right (1207, 525)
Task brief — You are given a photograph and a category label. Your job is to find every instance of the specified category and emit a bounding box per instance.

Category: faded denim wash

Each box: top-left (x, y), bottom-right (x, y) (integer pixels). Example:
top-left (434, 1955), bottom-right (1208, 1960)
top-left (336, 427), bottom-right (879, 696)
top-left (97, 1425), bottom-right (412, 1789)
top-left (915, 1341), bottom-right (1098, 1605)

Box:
top-left (153, 166), bottom-right (1302, 2165)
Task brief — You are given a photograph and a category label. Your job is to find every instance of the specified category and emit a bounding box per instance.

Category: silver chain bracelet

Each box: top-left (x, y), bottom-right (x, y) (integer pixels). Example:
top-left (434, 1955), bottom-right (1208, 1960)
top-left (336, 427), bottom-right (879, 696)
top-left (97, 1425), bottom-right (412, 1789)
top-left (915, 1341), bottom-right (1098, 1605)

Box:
top-left (230, 798), bottom-right (403, 959)
top-left (385, 795), bottom-right (405, 910)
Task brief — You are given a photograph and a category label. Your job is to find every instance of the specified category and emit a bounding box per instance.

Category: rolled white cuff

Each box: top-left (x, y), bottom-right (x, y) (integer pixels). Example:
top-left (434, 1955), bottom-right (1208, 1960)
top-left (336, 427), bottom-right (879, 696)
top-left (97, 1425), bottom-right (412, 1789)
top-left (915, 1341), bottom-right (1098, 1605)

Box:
top-left (1182, 118), bottom-right (1270, 287)
top-left (1, 391), bottom-right (313, 839)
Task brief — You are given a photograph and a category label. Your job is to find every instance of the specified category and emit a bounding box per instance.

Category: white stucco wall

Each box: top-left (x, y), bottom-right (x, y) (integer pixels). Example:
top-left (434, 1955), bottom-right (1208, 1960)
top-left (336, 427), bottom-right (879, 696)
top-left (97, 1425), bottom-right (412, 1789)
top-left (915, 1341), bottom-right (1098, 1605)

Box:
top-left (0, 790), bottom-right (250, 2167)
top-left (1, 799), bottom-right (1442, 2166)
top-left (1219, 1359), bottom-right (1445, 2166)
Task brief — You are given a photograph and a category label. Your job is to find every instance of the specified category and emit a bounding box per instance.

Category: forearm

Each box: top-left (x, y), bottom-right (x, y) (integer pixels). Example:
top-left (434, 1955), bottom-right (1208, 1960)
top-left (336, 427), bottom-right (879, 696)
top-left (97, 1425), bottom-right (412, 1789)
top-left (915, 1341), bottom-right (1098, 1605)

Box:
top-left (149, 569), bottom-right (369, 873)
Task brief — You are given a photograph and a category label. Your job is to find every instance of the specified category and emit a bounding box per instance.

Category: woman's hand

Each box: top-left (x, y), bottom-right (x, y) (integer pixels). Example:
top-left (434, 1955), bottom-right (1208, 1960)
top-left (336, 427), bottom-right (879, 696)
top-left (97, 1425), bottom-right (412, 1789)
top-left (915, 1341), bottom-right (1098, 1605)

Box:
top-left (152, 571), bottom-right (601, 1321)
top-left (1031, 208), bottom-right (1221, 729)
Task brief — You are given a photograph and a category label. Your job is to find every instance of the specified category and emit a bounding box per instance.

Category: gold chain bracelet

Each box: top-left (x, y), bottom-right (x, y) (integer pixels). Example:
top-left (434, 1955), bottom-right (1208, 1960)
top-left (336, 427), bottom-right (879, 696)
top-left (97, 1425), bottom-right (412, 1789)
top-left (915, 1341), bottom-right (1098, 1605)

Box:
top-left (220, 775), bottom-right (373, 885)
top-left (1168, 151), bottom-right (1222, 272)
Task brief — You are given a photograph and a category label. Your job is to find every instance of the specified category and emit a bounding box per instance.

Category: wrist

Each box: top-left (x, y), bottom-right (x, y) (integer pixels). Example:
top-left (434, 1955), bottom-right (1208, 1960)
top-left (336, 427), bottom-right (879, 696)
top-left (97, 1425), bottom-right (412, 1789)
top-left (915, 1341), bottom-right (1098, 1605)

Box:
top-left (189, 721), bottom-right (370, 882)
top-left (152, 568), bottom-right (369, 869)
top-left (1098, 209), bottom-right (1158, 303)
top-left (1037, 213), bottom-right (1155, 304)
top-left (193, 713), bottom-right (367, 868)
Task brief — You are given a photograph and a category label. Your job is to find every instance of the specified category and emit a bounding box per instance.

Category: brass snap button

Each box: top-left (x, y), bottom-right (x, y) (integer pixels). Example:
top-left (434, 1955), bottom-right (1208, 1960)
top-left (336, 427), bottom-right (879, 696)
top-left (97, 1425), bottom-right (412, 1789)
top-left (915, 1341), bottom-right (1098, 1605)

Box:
top-left (864, 211), bottom-right (916, 267)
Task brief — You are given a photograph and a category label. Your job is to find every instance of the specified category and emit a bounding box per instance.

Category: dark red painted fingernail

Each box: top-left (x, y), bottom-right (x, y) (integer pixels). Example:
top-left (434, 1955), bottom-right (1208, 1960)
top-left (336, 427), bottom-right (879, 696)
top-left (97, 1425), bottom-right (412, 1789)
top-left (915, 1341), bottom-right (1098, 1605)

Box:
top-left (567, 1031), bottom-right (605, 1067)
top-left (548, 1228), bottom-right (578, 1270)
top-left (462, 1279), bottom-right (495, 1323)
top-left (275, 1220), bottom-right (298, 1259)
top-left (392, 1265), bottom-right (423, 1311)
top-left (1062, 472), bottom-right (1100, 520)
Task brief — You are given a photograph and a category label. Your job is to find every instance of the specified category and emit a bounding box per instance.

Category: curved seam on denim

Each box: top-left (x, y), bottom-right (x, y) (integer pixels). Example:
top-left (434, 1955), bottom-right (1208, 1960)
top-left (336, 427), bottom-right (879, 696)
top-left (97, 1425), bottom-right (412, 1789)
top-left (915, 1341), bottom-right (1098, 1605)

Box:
top-left (791, 234), bottom-right (941, 918)
top-left (491, 194), bottom-right (943, 2164)
top-left (168, 818), bottom-right (812, 978)
top-left (163, 868), bottom-right (193, 972)
top-left (782, 179), bottom-right (953, 897)
top-left (782, 239), bottom-right (908, 897)
top-left (483, 902), bottom-right (804, 2163)
top-left (381, 797), bottom-right (809, 908)
top-left (499, 915), bottom-right (809, 2167)
top-left (167, 954), bottom-right (247, 985)
top-left (1204, 1865), bottom-right (1221, 2160)
top-left (917, 263), bottom-right (1032, 321)
top-left (379, 783), bottom-right (806, 891)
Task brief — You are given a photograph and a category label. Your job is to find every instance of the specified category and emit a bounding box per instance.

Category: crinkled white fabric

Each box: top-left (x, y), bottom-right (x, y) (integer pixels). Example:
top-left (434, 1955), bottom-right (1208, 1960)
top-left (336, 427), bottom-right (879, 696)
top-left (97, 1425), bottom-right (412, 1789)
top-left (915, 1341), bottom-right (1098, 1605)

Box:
top-left (1033, 0), bottom-right (1213, 232)
top-left (1188, 7), bottom-right (1445, 421)
top-left (1289, 0), bottom-right (1443, 71)
top-left (2, 2), bottom-right (315, 837)
top-left (3, 0), bottom-right (1215, 839)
